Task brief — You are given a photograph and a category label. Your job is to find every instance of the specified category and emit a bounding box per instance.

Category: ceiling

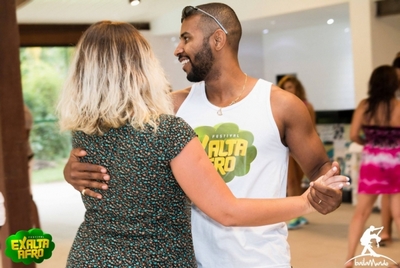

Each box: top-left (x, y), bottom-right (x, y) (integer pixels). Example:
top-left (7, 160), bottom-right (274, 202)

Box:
top-left (16, 0), bottom-right (191, 25)
top-left (16, 0), bottom-right (354, 36)
top-left (241, 4), bottom-right (350, 34)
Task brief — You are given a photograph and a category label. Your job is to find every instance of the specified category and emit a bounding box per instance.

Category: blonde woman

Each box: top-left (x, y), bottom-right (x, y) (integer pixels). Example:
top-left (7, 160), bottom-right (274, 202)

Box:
top-left (58, 21), bottom-right (348, 267)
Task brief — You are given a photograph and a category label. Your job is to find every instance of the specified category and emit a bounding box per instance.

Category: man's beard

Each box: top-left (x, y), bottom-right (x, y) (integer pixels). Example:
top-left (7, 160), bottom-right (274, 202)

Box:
top-left (186, 39), bottom-right (214, 82)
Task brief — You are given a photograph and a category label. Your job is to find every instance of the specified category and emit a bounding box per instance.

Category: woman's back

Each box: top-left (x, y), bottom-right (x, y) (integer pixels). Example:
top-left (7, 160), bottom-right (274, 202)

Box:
top-left (361, 99), bottom-right (400, 147)
top-left (362, 99), bottom-right (400, 127)
top-left (66, 115), bottom-right (198, 267)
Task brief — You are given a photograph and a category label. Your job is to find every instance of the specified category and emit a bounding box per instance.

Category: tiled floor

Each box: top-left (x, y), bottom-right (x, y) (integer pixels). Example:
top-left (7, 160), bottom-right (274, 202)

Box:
top-left (6, 182), bottom-right (399, 268)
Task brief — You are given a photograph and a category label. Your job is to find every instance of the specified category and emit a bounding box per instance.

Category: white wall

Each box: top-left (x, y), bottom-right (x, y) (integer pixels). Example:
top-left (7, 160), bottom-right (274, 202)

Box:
top-left (151, 0), bottom-right (348, 35)
top-left (349, 0), bottom-right (374, 106)
top-left (262, 22), bottom-right (355, 111)
top-left (143, 26), bottom-right (356, 111)
top-left (144, 0), bottom-right (400, 111)
top-left (238, 33), bottom-right (265, 80)
top-left (348, 0), bottom-right (400, 105)
top-left (371, 14), bottom-right (400, 69)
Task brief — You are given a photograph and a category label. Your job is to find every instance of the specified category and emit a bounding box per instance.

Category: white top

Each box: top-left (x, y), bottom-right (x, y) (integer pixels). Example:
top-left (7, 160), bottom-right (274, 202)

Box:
top-left (0, 192), bottom-right (5, 226)
top-left (176, 79), bottom-right (291, 268)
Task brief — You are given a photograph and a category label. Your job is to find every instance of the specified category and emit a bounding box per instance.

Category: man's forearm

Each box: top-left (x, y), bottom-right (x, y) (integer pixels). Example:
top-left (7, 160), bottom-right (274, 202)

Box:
top-left (307, 160), bottom-right (333, 181)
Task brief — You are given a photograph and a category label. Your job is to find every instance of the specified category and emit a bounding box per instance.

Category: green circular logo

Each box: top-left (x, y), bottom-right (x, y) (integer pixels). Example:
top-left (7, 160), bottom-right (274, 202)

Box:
top-left (5, 228), bottom-right (55, 264)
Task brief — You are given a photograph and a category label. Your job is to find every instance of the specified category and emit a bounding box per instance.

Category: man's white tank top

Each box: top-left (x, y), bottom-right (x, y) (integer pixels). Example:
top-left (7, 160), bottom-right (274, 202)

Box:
top-left (176, 79), bottom-right (291, 268)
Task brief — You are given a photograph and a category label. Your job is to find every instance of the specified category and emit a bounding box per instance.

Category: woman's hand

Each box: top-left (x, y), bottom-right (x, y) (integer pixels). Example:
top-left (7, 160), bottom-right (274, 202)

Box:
top-left (313, 166), bottom-right (350, 190)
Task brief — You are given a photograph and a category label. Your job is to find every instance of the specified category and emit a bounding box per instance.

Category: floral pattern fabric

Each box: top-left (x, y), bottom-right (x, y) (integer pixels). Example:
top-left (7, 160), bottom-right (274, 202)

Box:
top-left (66, 115), bottom-right (197, 268)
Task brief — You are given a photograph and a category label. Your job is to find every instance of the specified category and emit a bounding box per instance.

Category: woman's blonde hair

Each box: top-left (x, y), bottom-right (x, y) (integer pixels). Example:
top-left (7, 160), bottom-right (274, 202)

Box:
top-left (57, 21), bottom-right (173, 135)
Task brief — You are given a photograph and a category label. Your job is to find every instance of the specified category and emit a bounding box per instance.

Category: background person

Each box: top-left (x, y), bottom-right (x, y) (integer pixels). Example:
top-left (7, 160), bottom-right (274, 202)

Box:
top-left (379, 54), bottom-right (400, 244)
top-left (278, 75), bottom-right (316, 230)
top-left (0, 192), bottom-right (5, 228)
top-left (63, 3), bottom-right (344, 267)
top-left (345, 65), bottom-right (400, 267)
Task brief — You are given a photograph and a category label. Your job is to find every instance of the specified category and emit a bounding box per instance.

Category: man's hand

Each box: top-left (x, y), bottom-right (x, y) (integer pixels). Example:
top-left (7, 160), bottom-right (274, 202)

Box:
top-left (64, 148), bottom-right (109, 199)
top-left (307, 161), bottom-right (344, 215)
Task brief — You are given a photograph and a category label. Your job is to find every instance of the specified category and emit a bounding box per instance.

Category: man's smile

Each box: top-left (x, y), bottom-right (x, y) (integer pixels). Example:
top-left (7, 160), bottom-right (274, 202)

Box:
top-left (181, 59), bottom-right (190, 66)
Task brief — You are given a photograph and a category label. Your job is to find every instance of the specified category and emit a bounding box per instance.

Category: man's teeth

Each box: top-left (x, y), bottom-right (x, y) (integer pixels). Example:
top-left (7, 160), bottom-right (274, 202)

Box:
top-left (181, 59), bottom-right (190, 66)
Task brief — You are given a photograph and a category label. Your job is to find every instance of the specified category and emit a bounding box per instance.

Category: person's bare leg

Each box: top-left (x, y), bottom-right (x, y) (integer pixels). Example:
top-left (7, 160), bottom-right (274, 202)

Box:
top-left (390, 193), bottom-right (400, 240)
top-left (380, 194), bottom-right (392, 242)
top-left (345, 194), bottom-right (378, 267)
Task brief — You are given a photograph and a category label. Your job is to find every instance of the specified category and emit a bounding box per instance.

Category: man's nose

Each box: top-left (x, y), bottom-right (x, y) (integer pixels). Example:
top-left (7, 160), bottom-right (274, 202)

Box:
top-left (174, 43), bottom-right (183, 57)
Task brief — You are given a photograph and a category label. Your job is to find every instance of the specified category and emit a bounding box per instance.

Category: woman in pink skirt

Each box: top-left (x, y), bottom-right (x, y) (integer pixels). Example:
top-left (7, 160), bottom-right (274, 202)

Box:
top-left (345, 65), bottom-right (400, 267)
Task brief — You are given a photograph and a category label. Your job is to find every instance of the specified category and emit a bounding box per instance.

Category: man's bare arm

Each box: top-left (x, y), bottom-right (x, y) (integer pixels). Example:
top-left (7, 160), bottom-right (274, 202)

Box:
top-left (171, 87), bottom-right (190, 113)
top-left (271, 86), bottom-right (342, 214)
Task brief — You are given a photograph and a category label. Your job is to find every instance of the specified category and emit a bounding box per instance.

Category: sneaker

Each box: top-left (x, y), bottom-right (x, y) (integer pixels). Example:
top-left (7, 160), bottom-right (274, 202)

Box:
top-left (287, 216), bottom-right (309, 230)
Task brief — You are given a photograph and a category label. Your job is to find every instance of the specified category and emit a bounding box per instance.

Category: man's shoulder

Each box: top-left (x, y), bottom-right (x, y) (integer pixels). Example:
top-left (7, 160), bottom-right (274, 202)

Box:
top-left (270, 84), bottom-right (306, 119)
top-left (270, 84), bottom-right (296, 103)
top-left (172, 87), bottom-right (191, 97)
top-left (171, 87), bottom-right (192, 114)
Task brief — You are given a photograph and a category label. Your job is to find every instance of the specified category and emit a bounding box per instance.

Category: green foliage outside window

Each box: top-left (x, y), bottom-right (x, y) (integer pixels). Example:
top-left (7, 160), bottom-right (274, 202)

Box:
top-left (20, 47), bottom-right (75, 161)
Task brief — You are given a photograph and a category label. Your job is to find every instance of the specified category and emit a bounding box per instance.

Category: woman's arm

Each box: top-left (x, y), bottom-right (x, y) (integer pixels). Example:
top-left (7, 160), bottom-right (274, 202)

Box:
top-left (350, 100), bottom-right (367, 145)
top-left (170, 137), bottom-right (348, 227)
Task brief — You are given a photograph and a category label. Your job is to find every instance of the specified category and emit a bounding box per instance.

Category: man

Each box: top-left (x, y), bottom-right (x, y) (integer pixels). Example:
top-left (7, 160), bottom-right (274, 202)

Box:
top-left (64, 3), bottom-right (342, 267)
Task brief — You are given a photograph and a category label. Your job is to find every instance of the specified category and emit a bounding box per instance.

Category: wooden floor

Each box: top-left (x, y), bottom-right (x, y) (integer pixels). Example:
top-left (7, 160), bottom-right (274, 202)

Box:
top-left (6, 182), bottom-right (400, 268)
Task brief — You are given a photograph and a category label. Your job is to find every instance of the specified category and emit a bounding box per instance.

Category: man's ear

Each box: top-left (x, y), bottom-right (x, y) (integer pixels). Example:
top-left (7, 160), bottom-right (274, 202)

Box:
top-left (213, 30), bottom-right (226, 50)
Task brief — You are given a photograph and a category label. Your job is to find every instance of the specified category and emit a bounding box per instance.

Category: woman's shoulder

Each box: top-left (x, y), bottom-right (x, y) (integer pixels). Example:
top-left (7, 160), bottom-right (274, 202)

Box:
top-left (158, 115), bottom-right (193, 133)
top-left (159, 114), bottom-right (187, 124)
top-left (358, 98), bottom-right (369, 107)
top-left (157, 115), bottom-right (197, 152)
top-left (171, 87), bottom-right (191, 114)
